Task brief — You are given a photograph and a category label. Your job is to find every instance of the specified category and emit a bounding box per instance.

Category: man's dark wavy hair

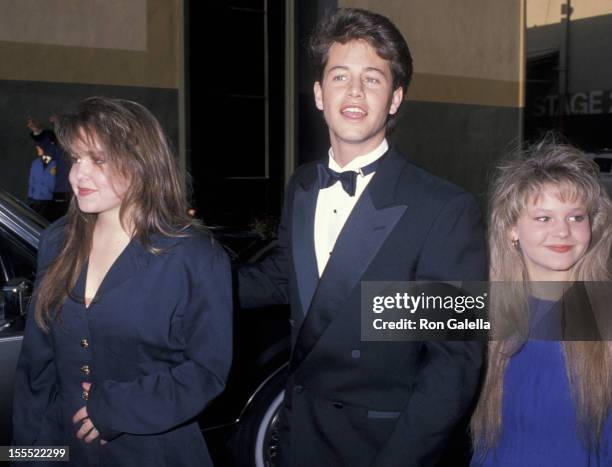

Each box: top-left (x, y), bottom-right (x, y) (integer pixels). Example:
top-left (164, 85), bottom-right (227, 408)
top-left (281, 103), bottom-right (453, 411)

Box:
top-left (308, 8), bottom-right (413, 93)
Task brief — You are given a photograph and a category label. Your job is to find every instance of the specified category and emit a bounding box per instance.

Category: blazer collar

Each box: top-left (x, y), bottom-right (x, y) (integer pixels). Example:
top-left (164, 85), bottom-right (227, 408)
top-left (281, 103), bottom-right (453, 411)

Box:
top-left (73, 233), bottom-right (180, 308)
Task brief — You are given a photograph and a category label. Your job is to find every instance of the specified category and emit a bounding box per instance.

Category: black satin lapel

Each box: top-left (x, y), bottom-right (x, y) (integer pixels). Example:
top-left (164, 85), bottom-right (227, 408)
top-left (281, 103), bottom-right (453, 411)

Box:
top-left (290, 190), bottom-right (406, 372)
top-left (292, 183), bottom-right (320, 316)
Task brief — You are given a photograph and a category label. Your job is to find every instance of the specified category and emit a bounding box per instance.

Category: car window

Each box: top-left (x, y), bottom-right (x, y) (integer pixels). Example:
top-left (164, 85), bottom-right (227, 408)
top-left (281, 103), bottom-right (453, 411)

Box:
top-left (0, 191), bottom-right (47, 231)
top-left (0, 226), bottom-right (36, 287)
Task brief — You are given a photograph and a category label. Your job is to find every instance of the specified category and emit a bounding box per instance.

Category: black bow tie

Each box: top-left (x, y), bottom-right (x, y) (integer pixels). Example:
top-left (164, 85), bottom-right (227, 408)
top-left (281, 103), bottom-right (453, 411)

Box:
top-left (317, 157), bottom-right (382, 196)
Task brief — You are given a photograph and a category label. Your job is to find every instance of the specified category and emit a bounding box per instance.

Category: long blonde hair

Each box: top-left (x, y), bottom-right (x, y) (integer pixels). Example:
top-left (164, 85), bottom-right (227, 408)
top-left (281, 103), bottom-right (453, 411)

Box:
top-left (35, 97), bottom-right (194, 329)
top-left (471, 138), bottom-right (612, 455)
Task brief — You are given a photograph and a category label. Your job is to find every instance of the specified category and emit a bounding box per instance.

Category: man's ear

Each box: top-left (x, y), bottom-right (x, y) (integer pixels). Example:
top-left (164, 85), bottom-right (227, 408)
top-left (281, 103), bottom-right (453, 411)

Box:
top-left (388, 87), bottom-right (404, 116)
top-left (314, 81), bottom-right (324, 111)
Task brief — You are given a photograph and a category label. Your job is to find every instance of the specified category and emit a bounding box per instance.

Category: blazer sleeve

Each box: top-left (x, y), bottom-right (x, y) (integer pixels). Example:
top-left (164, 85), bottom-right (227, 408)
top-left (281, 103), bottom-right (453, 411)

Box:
top-left (373, 193), bottom-right (487, 467)
top-left (86, 243), bottom-right (233, 438)
top-left (237, 180), bottom-right (293, 308)
top-left (12, 226), bottom-right (62, 445)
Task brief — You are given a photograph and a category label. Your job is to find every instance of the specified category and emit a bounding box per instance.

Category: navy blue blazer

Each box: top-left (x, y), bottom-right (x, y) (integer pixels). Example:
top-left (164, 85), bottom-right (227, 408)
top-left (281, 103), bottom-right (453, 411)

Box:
top-left (239, 147), bottom-right (487, 467)
top-left (13, 218), bottom-right (232, 466)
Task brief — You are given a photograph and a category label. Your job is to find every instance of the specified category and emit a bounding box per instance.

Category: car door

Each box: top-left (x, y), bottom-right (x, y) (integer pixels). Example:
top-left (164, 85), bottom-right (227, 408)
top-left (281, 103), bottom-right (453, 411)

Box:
top-left (0, 219), bottom-right (38, 444)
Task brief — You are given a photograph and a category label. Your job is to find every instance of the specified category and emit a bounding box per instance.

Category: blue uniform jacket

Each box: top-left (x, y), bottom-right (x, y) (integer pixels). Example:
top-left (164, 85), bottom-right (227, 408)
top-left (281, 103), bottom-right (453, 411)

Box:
top-left (46, 144), bottom-right (70, 194)
top-left (31, 131), bottom-right (70, 194)
top-left (13, 218), bottom-right (233, 466)
top-left (28, 158), bottom-right (56, 200)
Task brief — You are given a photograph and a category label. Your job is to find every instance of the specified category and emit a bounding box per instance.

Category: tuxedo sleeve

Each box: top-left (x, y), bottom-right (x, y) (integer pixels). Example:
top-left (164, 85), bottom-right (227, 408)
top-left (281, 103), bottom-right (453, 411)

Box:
top-left (372, 193), bottom-right (486, 467)
top-left (236, 180), bottom-right (293, 308)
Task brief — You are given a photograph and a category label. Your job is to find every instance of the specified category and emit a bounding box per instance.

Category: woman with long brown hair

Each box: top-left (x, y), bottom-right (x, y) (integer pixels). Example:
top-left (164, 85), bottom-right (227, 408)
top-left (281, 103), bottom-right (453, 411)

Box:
top-left (12, 97), bottom-right (232, 466)
top-left (470, 139), bottom-right (612, 465)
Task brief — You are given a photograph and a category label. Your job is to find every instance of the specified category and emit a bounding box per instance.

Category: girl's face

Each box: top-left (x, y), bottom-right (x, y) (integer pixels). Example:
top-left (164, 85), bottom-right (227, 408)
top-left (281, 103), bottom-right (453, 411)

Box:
top-left (511, 184), bottom-right (591, 281)
top-left (68, 131), bottom-right (129, 220)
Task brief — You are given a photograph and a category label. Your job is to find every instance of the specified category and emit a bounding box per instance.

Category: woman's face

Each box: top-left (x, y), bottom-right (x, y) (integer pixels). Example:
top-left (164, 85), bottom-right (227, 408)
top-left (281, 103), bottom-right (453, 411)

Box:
top-left (68, 131), bottom-right (129, 219)
top-left (511, 184), bottom-right (591, 281)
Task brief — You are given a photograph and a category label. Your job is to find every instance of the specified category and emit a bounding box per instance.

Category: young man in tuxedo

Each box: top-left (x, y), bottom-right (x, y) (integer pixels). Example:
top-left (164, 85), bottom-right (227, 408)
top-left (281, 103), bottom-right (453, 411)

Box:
top-left (239, 8), bottom-right (486, 466)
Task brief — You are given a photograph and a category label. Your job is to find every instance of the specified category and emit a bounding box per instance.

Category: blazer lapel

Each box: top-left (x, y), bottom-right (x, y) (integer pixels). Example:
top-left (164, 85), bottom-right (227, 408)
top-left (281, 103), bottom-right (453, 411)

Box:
top-left (91, 238), bottom-right (152, 305)
top-left (292, 166), bottom-right (320, 317)
top-left (290, 149), bottom-right (408, 371)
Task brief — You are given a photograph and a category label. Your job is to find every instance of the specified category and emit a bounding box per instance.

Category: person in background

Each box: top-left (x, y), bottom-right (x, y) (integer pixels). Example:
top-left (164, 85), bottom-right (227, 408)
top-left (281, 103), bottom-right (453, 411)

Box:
top-left (13, 97), bottom-right (232, 467)
top-left (471, 139), bottom-right (612, 466)
top-left (27, 144), bottom-right (56, 219)
top-left (27, 116), bottom-right (70, 218)
top-left (27, 115), bottom-right (58, 147)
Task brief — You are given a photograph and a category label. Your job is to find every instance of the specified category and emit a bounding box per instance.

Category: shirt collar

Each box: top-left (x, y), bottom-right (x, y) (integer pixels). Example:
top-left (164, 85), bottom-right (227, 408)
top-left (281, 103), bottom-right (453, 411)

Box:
top-left (328, 139), bottom-right (388, 173)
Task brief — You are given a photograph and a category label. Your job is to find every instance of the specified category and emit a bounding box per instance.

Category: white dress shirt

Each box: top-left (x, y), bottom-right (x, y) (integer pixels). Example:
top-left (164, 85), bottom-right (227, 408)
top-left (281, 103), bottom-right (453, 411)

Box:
top-left (314, 139), bottom-right (389, 277)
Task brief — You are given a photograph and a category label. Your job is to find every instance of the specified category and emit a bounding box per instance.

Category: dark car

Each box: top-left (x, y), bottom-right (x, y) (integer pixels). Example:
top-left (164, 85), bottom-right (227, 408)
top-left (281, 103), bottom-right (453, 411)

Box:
top-left (0, 189), bottom-right (289, 467)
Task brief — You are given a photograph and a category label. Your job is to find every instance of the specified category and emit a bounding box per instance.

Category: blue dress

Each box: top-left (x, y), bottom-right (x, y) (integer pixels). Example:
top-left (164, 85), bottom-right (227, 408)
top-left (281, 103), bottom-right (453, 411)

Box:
top-left (472, 299), bottom-right (612, 466)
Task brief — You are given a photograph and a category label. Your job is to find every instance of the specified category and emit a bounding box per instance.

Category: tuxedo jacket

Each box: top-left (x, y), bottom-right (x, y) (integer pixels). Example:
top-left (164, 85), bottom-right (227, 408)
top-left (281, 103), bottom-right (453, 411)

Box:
top-left (13, 218), bottom-right (232, 466)
top-left (239, 146), bottom-right (487, 467)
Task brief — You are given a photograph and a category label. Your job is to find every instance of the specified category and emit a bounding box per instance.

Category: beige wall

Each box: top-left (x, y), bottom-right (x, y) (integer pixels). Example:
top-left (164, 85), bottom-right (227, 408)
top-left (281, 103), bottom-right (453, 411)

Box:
top-left (0, 0), bottom-right (180, 89)
top-left (528, 0), bottom-right (612, 26)
top-left (339, 0), bottom-right (524, 108)
top-left (526, 0), bottom-right (612, 94)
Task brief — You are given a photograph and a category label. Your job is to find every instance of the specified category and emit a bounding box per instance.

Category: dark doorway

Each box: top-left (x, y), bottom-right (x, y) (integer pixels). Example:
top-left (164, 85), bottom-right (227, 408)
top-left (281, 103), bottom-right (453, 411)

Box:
top-left (185, 0), bottom-right (285, 227)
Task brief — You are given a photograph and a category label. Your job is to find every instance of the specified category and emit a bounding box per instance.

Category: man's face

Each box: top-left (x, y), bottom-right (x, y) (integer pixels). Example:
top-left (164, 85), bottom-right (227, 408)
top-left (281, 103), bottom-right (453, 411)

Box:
top-left (313, 40), bottom-right (403, 157)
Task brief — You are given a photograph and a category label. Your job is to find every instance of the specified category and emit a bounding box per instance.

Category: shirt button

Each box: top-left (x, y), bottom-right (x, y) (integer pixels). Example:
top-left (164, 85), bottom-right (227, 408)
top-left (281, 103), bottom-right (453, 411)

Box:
top-left (293, 385), bottom-right (304, 393)
top-left (80, 338), bottom-right (89, 349)
top-left (82, 390), bottom-right (89, 401)
top-left (80, 365), bottom-right (91, 375)
top-left (333, 209), bottom-right (337, 214)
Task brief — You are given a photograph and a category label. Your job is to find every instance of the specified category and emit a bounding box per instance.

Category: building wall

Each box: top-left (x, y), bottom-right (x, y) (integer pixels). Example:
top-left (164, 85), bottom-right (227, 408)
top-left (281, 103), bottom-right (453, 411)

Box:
top-left (526, 0), bottom-right (612, 150)
top-left (527, 0), bottom-right (612, 26)
top-left (527, 0), bottom-right (612, 93)
top-left (0, 0), bottom-right (181, 199)
top-left (331, 0), bottom-right (525, 199)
